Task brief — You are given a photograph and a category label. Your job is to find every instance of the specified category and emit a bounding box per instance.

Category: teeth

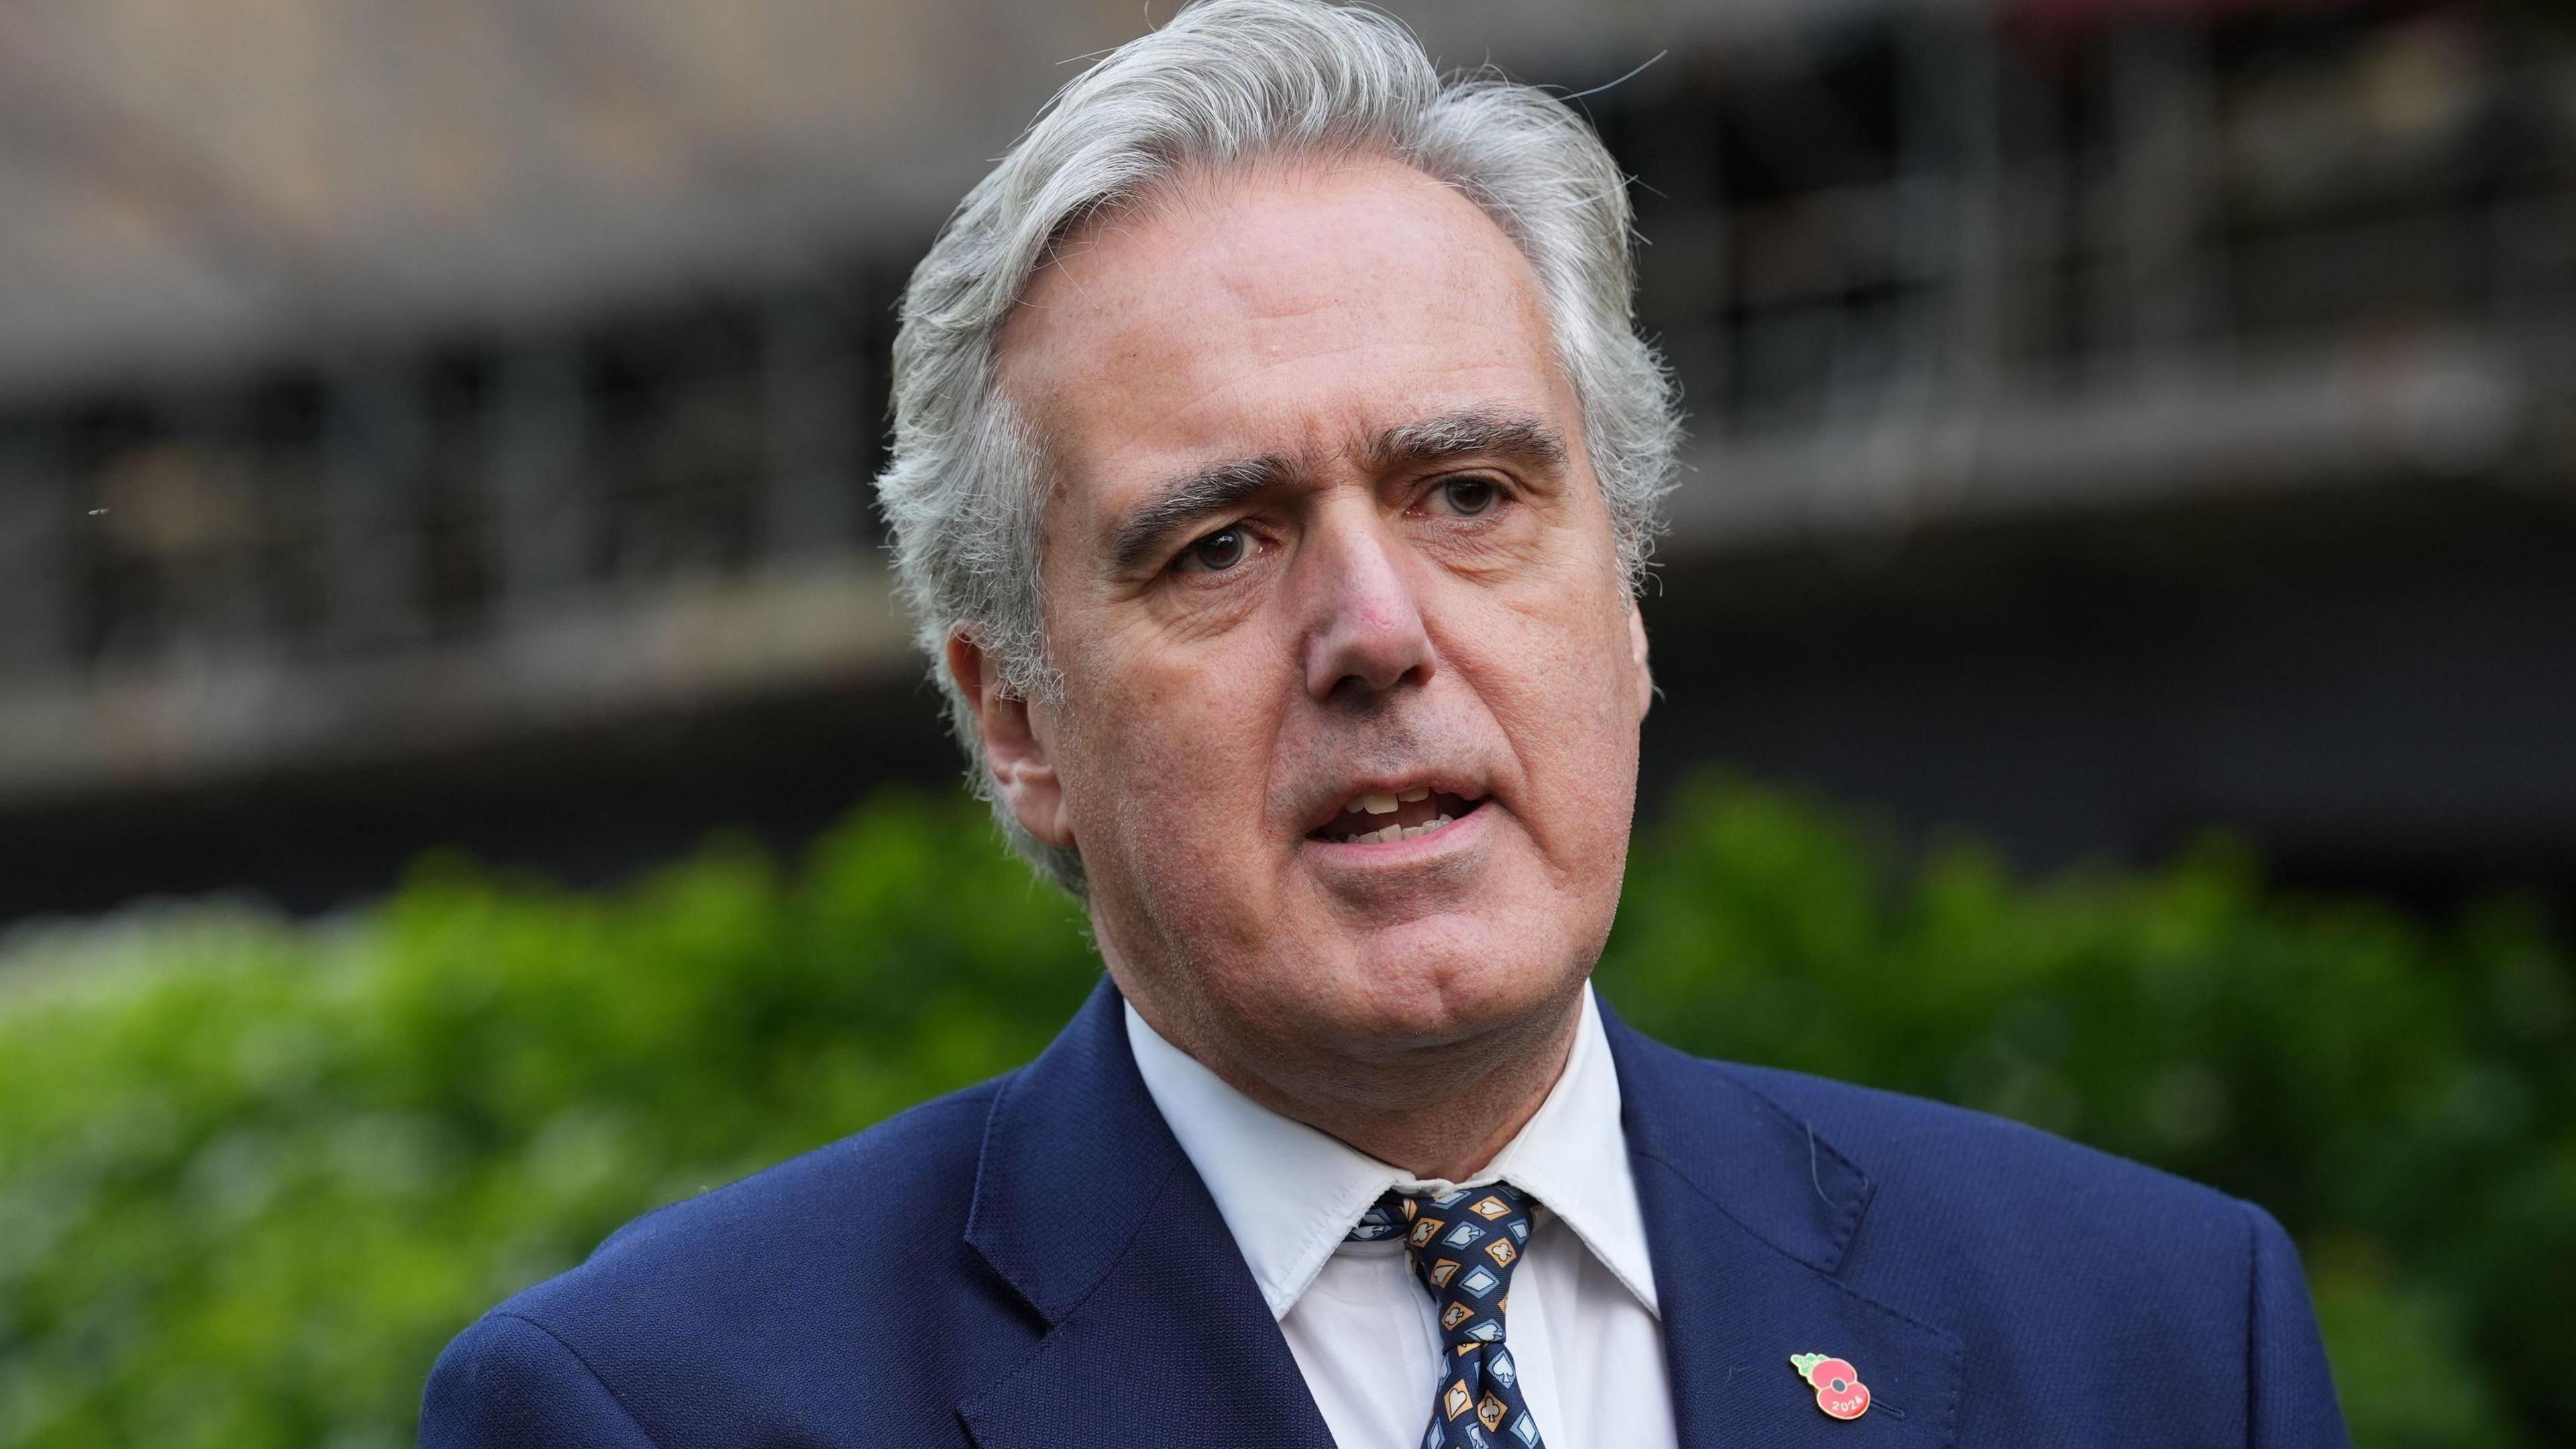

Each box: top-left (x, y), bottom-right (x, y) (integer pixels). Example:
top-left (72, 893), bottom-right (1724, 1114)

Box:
top-left (1330, 813), bottom-right (1457, 845)
top-left (1357, 792), bottom-right (1399, 815)
top-left (1397, 786), bottom-right (1431, 803)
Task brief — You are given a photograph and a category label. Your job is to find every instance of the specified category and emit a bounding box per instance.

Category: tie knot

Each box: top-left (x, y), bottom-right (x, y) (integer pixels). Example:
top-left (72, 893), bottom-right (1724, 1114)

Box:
top-left (1350, 1183), bottom-right (1538, 1347)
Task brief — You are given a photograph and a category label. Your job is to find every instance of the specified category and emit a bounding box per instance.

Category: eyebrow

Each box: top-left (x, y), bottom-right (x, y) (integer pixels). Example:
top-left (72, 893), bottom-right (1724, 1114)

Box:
top-left (1110, 453), bottom-right (1299, 575)
top-left (1107, 409), bottom-right (1568, 576)
top-left (1366, 408), bottom-right (1567, 476)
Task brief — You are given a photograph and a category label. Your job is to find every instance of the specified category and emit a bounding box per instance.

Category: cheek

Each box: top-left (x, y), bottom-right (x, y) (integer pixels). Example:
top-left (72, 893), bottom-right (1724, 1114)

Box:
top-left (1056, 628), bottom-right (1292, 869)
top-left (1477, 579), bottom-right (1643, 851)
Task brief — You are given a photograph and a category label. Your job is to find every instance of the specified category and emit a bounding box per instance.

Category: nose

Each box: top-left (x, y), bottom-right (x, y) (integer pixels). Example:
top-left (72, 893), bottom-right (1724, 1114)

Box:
top-left (1301, 511), bottom-right (1435, 702)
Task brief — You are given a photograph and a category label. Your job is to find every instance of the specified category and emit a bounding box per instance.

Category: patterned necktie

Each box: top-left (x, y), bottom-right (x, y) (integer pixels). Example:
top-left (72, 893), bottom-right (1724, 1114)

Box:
top-left (1348, 1183), bottom-right (1547, 1449)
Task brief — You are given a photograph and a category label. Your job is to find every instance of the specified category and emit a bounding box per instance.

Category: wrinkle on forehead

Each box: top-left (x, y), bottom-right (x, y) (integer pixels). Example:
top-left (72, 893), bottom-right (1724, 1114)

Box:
top-left (998, 152), bottom-right (1549, 393)
top-left (993, 150), bottom-right (1588, 610)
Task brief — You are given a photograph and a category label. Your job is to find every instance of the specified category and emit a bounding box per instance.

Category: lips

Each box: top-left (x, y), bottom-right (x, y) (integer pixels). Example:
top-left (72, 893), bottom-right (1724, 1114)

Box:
top-left (1309, 785), bottom-right (1486, 845)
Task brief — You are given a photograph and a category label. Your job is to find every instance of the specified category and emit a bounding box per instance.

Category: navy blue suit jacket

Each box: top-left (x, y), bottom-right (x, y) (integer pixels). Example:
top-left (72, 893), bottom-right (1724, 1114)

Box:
top-left (422, 980), bottom-right (2350, 1446)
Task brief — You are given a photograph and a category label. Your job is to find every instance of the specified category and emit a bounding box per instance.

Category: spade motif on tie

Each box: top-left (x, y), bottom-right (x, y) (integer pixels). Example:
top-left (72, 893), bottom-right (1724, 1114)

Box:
top-left (1351, 1183), bottom-right (1548, 1449)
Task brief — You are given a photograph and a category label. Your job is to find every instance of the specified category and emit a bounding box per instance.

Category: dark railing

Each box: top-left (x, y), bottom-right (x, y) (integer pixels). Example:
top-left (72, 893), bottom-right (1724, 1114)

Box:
top-left (0, 3), bottom-right (2567, 795)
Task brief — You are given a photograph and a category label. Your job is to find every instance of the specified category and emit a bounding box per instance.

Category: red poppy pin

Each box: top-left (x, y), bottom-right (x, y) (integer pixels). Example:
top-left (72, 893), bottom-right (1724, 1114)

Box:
top-left (1789, 1352), bottom-right (1871, 1421)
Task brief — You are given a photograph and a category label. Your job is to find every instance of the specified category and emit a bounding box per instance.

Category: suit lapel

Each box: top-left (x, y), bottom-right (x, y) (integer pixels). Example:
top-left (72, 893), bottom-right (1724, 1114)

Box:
top-left (959, 980), bottom-right (1335, 1449)
top-left (1606, 1004), bottom-right (1966, 1448)
top-left (960, 980), bottom-right (1962, 1447)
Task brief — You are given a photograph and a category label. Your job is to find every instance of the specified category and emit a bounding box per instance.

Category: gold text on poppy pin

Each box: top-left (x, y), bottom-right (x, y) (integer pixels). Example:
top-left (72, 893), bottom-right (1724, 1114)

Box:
top-left (1789, 1353), bottom-right (1871, 1421)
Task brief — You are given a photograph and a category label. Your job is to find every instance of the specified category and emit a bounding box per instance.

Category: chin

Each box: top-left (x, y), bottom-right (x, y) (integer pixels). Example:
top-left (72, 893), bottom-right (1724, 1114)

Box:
top-left (1311, 912), bottom-right (1589, 1055)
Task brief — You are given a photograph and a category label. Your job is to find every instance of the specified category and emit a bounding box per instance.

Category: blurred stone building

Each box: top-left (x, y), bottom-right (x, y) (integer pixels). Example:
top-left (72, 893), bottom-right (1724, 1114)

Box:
top-left (1, 0), bottom-right (2571, 920)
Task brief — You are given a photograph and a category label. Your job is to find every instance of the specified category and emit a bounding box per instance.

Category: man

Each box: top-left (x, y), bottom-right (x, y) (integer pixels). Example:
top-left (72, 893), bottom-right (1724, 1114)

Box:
top-left (423, 3), bottom-right (2349, 1445)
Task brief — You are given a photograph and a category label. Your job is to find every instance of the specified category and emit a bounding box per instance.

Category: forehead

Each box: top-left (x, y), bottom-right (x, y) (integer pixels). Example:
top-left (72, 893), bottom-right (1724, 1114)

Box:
top-left (997, 156), bottom-right (1575, 512)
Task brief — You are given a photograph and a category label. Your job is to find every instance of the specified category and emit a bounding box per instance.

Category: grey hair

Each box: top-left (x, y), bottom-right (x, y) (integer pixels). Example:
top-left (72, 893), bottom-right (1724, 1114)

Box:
top-left (873, 0), bottom-right (1682, 894)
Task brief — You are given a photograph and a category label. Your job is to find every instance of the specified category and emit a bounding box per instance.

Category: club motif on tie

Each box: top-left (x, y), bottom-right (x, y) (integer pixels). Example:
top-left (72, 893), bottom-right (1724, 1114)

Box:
top-left (1349, 1184), bottom-right (1546, 1449)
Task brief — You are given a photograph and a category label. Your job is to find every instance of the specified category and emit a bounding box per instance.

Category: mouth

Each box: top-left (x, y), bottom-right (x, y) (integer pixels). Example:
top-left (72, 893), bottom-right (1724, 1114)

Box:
top-left (1306, 784), bottom-right (1488, 846)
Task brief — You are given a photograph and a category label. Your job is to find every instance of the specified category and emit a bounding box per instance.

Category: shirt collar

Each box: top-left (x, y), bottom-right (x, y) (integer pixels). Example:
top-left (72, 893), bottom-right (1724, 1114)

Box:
top-left (1124, 981), bottom-right (1661, 1322)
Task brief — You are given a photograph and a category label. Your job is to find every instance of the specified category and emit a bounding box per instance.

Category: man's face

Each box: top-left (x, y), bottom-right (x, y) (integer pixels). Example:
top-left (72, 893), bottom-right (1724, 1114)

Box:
top-left (973, 157), bottom-right (1650, 1074)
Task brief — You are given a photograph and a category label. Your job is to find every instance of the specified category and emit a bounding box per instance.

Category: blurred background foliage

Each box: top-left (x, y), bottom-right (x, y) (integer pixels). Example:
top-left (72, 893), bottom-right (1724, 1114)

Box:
top-left (1, 778), bottom-right (2568, 1449)
top-left (4, 5), bottom-right (2573, 1448)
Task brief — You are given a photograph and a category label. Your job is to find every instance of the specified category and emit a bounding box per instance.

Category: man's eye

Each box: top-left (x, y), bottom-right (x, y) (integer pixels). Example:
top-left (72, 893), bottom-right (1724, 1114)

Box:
top-left (1436, 478), bottom-right (1499, 517)
top-left (1182, 527), bottom-right (1248, 572)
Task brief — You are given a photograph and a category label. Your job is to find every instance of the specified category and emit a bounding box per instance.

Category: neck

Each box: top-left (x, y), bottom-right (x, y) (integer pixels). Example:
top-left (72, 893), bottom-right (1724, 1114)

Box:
top-left (1124, 973), bottom-right (1589, 1183)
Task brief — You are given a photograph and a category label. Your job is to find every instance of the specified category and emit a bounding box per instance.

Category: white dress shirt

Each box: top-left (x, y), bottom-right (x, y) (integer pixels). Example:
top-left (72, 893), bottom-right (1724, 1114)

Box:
top-left (1124, 983), bottom-right (1680, 1449)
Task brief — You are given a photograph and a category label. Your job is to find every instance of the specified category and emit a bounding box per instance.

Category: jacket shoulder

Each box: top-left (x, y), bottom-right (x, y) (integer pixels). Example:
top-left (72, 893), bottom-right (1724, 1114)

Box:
top-left (1617, 1032), bottom-right (2346, 1446)
top-left (1687, 1052), bottom-right (2273, 1360)
top-left (555, 1076), bottom-right (1001, 1292)
top-left (1708, 1055), bottom-right (2253, 1251)
top-left (1704, 1053), bottom-right (2344, 1442)
top-left (427, 1077), bottom-right (1031, 1448)
top-left (523, 1072), bottom-right (994, 1309)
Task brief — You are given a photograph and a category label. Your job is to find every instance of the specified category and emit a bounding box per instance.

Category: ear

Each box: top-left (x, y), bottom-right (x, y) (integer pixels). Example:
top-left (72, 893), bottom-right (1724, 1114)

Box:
top-left (1626, 594), bottom-right (1655, 720)
top-left (945, 631), bottom-right (1075, 850)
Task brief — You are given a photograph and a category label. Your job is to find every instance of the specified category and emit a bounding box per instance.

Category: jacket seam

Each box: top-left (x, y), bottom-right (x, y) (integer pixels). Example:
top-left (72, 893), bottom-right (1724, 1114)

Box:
top-left (1682, 1063), bottom-right (1878, 1270)
top-left (955, 1151), bottom-right (1192, 1437)
top-left (1627, 1146), bottom-right (1963, 1444)
top-left (1627, 1143), bottom-right (1945, 1342)
top-left (961, 1065), bottom-right (1020, 1264)
top-left (2238, 1197), bottom-right (2263, 1449)
top-left (490, 1311), bottom-right (667, 1449)
top-left (965, 1063), bottom-right (1189, 1327)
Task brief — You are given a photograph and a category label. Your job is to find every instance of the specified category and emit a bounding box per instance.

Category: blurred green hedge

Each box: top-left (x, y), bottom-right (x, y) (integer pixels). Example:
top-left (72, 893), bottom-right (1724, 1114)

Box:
top-left (1, 780), bottom-right (2569, 1448)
